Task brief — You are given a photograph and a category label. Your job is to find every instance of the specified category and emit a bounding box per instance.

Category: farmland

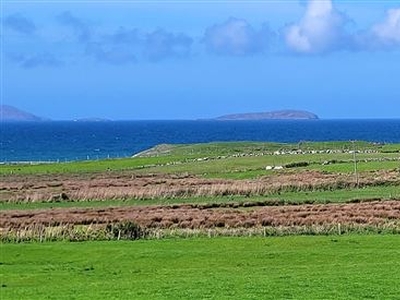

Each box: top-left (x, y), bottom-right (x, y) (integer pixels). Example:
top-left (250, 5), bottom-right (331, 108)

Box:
top-left (1, 141), bottom-right (399, 241)
top-left (1, 141), bottom-right (399, 298)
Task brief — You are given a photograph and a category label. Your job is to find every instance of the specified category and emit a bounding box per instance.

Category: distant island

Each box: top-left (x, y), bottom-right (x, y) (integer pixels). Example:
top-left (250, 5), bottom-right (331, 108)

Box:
top-left (73, 118), bottom-right (112, 122)
top-left (0, 105), bottom-right (46, 122)
top-left (1, 105), bottom-right (319, 122)
top-left (215, 110), bottom-right (319, 120)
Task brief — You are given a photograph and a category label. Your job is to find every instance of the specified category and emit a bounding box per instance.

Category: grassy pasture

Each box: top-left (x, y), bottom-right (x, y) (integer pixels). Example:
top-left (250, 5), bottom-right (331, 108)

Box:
top-left (1, 141), bottom-right (399, 178)
top-left (1, 141), bottom-right (399, 211)
top-left (1, 185), bottom-right (399, 211)
top-left (138, 154), bottom-right (400, 179)
top-left (1, 235), bottom-right (399, 299)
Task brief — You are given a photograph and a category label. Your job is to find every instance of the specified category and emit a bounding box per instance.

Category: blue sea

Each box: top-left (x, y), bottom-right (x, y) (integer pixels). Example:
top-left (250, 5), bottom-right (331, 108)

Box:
top-left (1, 120), bottom-right (400, 162)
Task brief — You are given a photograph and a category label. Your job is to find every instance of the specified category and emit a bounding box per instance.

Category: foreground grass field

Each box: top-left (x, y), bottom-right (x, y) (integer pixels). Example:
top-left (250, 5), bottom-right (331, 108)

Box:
top-left (1, 235), bottom-right (399, 299)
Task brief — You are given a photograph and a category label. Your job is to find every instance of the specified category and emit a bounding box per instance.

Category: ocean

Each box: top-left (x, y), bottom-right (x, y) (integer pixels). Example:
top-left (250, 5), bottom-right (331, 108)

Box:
top-left (1, 119), bottom-right (400, 162)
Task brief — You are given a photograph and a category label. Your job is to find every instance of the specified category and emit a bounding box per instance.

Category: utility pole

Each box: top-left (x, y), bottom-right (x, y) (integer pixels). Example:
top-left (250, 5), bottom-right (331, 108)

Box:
top-left (352, 141), bottom-right (359, 188)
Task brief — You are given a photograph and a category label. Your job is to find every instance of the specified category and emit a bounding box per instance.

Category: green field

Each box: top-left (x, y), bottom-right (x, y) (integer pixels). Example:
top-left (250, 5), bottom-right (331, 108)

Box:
top-left (1, 235), bottom-right (399, 299)
top-left (1, 141), bottom-right (399, 178)
top-left (1, 185), bottom-right (399, 211)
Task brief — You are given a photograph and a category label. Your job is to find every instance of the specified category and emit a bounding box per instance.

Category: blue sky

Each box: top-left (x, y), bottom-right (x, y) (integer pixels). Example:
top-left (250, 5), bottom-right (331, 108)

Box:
top-left (2, 0), bottom-right (400, 120)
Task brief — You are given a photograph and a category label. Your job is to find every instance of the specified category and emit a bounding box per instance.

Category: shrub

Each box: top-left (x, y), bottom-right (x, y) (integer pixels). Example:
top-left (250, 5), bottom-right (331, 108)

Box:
top-left (106, 221), bottom-right (145, 240)
top-left (284, 161), bottom-right (309, 168)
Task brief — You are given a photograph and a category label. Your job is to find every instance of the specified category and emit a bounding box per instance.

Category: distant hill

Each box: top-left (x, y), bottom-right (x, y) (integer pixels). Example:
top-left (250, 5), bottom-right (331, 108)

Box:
top-left (215, 110), bottom-right (319, 120)
top-left (0, 105), bottom-right (45, 122)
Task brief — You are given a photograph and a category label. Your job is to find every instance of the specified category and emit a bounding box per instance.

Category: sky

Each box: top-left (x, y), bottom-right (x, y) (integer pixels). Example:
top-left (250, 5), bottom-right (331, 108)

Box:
top-left (1, 0), bottom-right (400, 120)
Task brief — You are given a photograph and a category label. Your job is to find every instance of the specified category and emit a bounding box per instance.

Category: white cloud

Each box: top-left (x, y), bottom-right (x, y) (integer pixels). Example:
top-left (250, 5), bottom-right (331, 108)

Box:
top-left (371, 8), bottom-right (400, 46)
top-left (204, 18), bottom-right (271, 56)
top-left (284, 0), bottom-right (348, 54)
top-left (353, 8), bottom-right (400, 51)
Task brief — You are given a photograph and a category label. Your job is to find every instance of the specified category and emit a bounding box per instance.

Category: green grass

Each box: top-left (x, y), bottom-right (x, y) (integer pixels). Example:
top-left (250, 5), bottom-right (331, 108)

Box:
top-left (1, 235), bottom-right (399, 299)
top-left (1, 141), bottom-right (399, 177)
top-left (163, 141), bottom-right (400, 156)
top-left (1, 185), bottom-right (398, 211)
top-left (128, 151), bottom-right (399, 179)
top-left (0, 156), bottom-right (175, 175)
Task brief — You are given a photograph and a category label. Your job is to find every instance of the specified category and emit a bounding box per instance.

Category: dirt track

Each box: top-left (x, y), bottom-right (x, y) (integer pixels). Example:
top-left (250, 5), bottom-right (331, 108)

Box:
top-left (2, 200), bottom-right (399, 230)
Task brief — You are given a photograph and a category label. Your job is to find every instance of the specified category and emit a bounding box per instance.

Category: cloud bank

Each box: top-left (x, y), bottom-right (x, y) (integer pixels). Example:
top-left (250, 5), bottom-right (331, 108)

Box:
top-left (89, 27), bottom-right (193, 63)
top-left (55, 12), bottom-right (193, 63)
top-left (5, 1), bottom-right (400, 70)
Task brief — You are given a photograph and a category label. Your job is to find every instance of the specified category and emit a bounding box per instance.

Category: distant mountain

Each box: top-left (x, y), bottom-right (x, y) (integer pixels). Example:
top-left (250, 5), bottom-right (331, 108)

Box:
top-left (0, 105), bottom-right (45, 122)
top-left (215, 110), bottom-right (319, 120)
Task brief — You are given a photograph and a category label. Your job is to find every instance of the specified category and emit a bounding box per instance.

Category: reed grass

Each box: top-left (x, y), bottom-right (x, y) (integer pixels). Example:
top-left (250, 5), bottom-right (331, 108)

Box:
top-left (2, 220), bottom-right (399, 243)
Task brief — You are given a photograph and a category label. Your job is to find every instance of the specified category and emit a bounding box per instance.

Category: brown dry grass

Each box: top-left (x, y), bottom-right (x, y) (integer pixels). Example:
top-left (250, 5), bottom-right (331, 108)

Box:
top-left (1, 170), bottom-right (399, 203)
top-left (1, 200), bottom-right (399, 231)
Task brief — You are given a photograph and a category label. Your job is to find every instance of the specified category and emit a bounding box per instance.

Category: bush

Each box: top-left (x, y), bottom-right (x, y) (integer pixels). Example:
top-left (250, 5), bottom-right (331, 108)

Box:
top-left (284, 161), bottom-right (309, 168)
top-left (106, 221), bottom-right (145, 240)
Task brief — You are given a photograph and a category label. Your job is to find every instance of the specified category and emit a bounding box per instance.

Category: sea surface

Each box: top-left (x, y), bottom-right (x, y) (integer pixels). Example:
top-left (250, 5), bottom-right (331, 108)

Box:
top-left (1, 120), bottom-right (400, 162)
